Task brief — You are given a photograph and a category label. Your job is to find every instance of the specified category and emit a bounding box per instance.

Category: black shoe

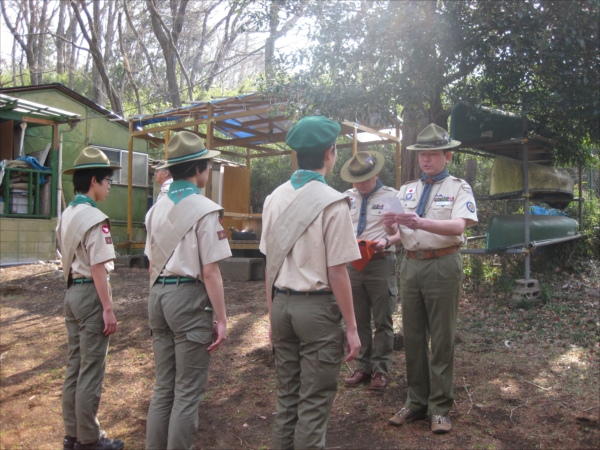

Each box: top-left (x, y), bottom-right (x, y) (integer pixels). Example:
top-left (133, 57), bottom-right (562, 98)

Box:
top-left (64, 435), bottom-right (77, 450)
top-left (74, 436), bottom-right (124, 450)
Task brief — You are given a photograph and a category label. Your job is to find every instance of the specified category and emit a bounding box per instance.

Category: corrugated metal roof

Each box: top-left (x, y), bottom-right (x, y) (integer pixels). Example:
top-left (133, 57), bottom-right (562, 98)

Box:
top-left (0, 93), bottom-right (80, 122)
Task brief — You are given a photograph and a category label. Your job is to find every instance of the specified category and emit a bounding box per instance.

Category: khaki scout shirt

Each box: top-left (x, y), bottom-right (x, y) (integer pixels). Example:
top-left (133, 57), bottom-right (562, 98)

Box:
top-left (346, 185), bottom-right (398, 252)
top-left (58, 204), bottom-right (115, 278)
top-left (396, 175), bottom-right (478, 251)
top-left (259, 181), bottom-right (361, 292)
top-left (144, 197), bottom-right (231, 282)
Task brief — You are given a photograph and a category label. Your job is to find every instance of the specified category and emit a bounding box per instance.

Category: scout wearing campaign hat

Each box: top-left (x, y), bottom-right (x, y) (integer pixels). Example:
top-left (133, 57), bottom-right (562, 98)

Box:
top-left (63, 146), bottom-right (121, 174)
top-left (407, 123), bottom-right (461, 151)
top-left (162, 131), bottom-right (220, 168)
top-left (386, 122), bottom-right (477, 434)
top-left (341, 150), bottom-right (385, 183)
top-left (286, 115), bottom-right (341, 153)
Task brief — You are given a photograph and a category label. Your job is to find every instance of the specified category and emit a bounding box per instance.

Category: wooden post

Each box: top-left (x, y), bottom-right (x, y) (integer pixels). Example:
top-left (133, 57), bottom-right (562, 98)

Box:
top-left (352, 124), bottom-right (358, 155)
top-left (291, 151), bottom-right (298, 173)
top-left (164, 130), bottom-right (170, 160)
top-left (127, 121), bottom-right (134, 243)
top-left (395, 124), bottom-right (401, 189)
top-left (207, 104), bottom-right (214, 150)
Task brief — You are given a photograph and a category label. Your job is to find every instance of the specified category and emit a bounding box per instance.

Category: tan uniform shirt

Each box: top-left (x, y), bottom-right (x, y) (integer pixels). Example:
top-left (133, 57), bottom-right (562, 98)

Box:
top-left (397, 176), bottom-right (478, 251)
top-left (260, 181), bottom-right (361, 292)
top-left (156, 178), bottom-right (172, 201)
top-left (144, 197), bottom-right (231, 282)
top-left (346, 185), bottom-right (398, 252)
top-left (58, 204), bottom-right (115, 278)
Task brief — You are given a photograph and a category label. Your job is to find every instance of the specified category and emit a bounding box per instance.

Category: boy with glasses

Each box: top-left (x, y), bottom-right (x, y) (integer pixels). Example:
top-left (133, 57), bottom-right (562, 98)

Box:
top-left (57, 147), bottom-right (124, 450)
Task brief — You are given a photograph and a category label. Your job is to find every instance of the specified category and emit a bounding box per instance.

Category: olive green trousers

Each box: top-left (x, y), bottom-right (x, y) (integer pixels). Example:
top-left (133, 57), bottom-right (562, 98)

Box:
top-left (63, 283), bottom-right (110, 445)
top-left (347, 254), bottom-right (397, 375)
top-left (400, 252), bottom-right (462, 416)
top-left (271, 291), bottom-right (344, 450)
top-left (146, 282), bottom-right (214, 450)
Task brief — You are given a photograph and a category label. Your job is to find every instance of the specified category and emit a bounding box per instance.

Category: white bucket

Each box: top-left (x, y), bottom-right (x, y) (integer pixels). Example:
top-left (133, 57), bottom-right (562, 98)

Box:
top-left (10, 189), bottom-right (29, 214)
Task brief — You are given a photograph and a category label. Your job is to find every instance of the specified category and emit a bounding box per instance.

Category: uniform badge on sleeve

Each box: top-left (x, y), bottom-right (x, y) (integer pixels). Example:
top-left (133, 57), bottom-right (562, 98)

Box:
top-left (105, 237), bottom-right (113, 244)
top-left (102, 225), bottom-right (110, 234)
top-left (466, 201), bottom-right (476, 213)
top-left (217, 230), bottom-right (227, 240)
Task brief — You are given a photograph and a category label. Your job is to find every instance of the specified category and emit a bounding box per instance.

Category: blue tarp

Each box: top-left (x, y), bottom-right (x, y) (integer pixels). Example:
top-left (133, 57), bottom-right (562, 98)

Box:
top-left (16, 155), bottom-right (50, 184)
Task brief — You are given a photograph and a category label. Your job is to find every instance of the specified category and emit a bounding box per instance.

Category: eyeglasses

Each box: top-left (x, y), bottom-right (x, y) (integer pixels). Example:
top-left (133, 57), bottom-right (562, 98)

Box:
top-left (103, 177), bottom-right (113, 186)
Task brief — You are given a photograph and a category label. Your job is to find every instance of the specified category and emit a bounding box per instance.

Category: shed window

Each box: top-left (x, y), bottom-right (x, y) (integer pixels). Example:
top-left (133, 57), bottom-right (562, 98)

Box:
top-left (92, 146), bottom-right (148, 187)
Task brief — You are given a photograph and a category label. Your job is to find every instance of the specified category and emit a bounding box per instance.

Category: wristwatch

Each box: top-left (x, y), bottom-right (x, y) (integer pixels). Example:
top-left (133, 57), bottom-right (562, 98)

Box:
top-left (384, 237), bottom-right (391, 250)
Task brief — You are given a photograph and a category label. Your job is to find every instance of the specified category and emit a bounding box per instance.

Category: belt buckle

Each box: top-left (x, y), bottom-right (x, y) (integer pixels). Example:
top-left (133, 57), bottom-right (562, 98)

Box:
top-left (415, 250), bottom-right (426, 260)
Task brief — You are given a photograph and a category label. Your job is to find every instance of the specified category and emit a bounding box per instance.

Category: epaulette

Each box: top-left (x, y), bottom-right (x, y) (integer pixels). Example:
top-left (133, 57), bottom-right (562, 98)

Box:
top-left (402, 179), bottom-right (420, 187)
top-left (381, 186), bottom-right (397, 192)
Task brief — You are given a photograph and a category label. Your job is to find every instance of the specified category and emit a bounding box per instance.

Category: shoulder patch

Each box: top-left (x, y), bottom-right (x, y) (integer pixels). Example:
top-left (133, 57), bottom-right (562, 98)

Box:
top-left (466, 201), bottom-right (476, 213)
top-left (217, 230), bottom-right (227, 240)
top-left (105, 236), bottom-right (113, 244)
top-left (101, 224), bottom-right (110, 234)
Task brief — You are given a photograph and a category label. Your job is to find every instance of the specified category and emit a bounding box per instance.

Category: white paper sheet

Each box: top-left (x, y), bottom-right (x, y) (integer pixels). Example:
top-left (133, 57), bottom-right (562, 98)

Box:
top-left (380, 196), bottom-right (405, 214)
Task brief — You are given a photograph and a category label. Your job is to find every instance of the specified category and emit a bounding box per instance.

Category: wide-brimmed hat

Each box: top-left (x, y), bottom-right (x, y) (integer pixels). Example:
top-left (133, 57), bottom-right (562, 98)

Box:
top-left (407, 123), bottom-right (461, 151)
top-left (63, 147), bottom-right (121, 174)
top-left (341, 150), bottom-right (385, 183)
top-left (161, 131), bottom-right (220, 169)
top-left (286, 116), bottom-right (341, 154)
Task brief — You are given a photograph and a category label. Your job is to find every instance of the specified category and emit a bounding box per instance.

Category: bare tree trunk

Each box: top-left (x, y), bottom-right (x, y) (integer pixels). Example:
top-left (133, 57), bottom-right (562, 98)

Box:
top-left (146, 0), bottom-right (191, 106)
top-left (400, 107), bottom-right (428, 185)
top-left (71, 0), bottom-right (123, 114)
top-left (66, 9), bottom-right (77, 87)
top-left (118, 12), bottom-right (141, 114)
top-left (56, 0), bottom-right (67, 74)
top-left (91, 0), bottom-right (103, 104)
top-left (35, 0), bottom-right (49, 84)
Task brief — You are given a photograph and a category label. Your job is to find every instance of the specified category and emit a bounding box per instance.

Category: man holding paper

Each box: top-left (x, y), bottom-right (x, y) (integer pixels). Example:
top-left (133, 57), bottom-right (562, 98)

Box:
top-left (341, 151), bottom-right (402, 390)
top-left (383, 124), bottom-right (478, 434)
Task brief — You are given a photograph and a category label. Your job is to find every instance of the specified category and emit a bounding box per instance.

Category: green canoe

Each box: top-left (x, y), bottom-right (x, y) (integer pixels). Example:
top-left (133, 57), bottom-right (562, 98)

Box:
top-left (486, 215), bottom-right (579, 250)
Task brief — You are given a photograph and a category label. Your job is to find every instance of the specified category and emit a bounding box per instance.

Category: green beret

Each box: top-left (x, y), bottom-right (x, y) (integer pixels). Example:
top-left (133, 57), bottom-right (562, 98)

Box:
top-left (285, 116), bottom-right (341, 154)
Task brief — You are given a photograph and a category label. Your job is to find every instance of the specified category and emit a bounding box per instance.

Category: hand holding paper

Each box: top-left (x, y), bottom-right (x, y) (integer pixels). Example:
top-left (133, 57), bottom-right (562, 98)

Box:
top-left (380, 196), bottom-right (405, 214)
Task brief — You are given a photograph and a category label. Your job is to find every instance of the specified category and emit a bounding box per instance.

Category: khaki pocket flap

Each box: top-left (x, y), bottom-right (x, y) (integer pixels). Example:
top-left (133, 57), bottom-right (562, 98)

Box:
top-left (317, 346), bottom-right (342, 364)
top-left (186, 330), bottom-right (214, 345)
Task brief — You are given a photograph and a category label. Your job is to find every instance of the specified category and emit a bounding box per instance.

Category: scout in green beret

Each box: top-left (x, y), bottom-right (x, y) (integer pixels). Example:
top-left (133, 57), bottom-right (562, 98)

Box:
top-left (261, 116), bottom-right (361, 449)
top-left (144, 131), bottom-right (230, 450)
top-left (340, 151), bottom-right (401, 391)
top-left (383, 123), bottom-right (478, 434)
top-left (57, 147), bottom-right (124, 449)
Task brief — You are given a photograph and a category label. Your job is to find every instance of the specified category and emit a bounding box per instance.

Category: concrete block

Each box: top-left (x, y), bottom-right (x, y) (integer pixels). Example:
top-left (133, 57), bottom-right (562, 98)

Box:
top-left (0, 241), bottom-right (18, 255)
top-left (509, 279), bottom-right (542, 307)
top-left (219, 257), bottom-right (265, 282)
top-left (19, 230), bottom-right (38, 242)
top-left (19, 242), bottom-right (39, 253)
top-left (38, 242), bottom-right (56, 253)
top-left (0, 218), bottom-right (20, 231)
top-left (0, 230), bottom-right (18, 242)
top-left (18, 221), bottom-right (39, 231)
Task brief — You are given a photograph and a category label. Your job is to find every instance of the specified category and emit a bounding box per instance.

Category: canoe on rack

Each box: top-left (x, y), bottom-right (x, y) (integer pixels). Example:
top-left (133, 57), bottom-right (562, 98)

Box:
top-left (486, 215), bottom-right (579, 250)
top-left (489, 156), bottom-right (574, 209)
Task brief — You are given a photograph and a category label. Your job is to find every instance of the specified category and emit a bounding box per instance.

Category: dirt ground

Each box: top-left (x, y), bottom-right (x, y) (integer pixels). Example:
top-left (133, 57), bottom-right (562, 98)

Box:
top-left (1, 261), bottom-right (599, 449)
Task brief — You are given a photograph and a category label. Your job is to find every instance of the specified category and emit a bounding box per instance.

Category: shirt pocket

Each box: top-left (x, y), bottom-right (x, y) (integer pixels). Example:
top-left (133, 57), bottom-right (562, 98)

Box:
top-left (429, 202), bottom-right (453, 219)
top-left (369, 208), bottom-right (386, 217)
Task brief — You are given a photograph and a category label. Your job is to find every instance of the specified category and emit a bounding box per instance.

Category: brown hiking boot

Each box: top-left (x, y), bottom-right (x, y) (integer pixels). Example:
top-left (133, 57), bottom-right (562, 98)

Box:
top-left (344, 369), bottom-right (370, 387)
top-left (370, 372), bottom-right (388, 390)
top-left (431, 415), bottom-right (452, 434)
top-left (388, 408), bottom-right (428, 426)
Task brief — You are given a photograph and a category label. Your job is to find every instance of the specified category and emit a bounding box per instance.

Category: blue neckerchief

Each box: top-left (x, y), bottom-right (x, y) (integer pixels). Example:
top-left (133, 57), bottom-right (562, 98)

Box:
top-left (415, 168), bottom-right (450, 217)
top-left (356, 179), bottom-right (384, 237)
top-left (69, 194), bottom-right (97, 208)
top-left (167, 180), bottom-right (199, 205)
top-left (290, 170), bottom-right (327, 190)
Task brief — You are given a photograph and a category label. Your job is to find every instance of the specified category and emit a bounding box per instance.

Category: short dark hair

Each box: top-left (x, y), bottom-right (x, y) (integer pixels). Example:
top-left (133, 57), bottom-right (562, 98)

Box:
top-left (297, 145), bottom-right (335, 170)
top-left (169, 159), bottom-right (209, 180)
top-left (73, 168), bottom-right (113, 194)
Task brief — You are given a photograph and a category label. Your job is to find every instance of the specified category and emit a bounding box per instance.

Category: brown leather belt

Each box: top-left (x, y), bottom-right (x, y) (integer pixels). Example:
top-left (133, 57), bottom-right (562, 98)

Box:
top-left (406, 245), bottom-right (460, 261)
top-left (371, 252), bottom-right (391, 260)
